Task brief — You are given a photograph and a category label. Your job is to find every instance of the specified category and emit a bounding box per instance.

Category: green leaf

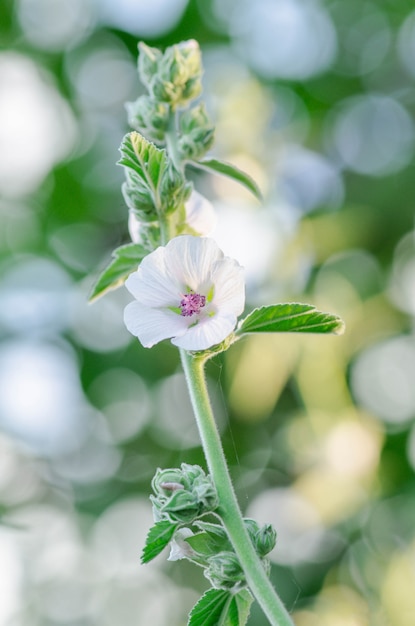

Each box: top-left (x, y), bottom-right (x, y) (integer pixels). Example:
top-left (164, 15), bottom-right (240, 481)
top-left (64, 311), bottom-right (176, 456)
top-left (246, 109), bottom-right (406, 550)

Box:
top-left (189, 158), bottom-right (262, 201)
top-left (237, 303), bottom-right (345, 336)
top-left (190, 521), bottom-right (231, 554)
top-left (188, 589), bottom-right (253, 626)
top-left (185, 532), bottom-right (229, 558)
top-left (188, 589), bottom-right (230, 626)
top-left (141, 520), bottom-right (178, 564)
top-left (224, 590), bottom-right (254, 626)
top-left (118, 131), bottom-right (167, 197)
top-left (89, 243), bottom-right (147, 302)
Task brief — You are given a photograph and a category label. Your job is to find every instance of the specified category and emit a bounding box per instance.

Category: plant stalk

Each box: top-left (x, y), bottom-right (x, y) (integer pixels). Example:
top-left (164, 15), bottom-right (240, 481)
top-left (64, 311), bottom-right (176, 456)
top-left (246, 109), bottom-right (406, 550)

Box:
top-left (180, 349), bottom-right (295, 626)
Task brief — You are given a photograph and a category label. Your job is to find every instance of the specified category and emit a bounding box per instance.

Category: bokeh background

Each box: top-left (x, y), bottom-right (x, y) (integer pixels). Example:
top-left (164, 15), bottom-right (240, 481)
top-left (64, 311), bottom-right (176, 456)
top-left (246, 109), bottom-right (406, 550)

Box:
top-left (1, 0), bottom-right (415, 624)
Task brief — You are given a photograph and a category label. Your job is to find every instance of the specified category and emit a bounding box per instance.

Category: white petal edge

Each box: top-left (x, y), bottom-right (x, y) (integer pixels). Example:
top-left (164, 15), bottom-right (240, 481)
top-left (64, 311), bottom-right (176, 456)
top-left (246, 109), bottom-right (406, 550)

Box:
top-left (171, 312), bottom-right (237, 351)
top-left (185, 191), bottom-right (217, 236)
top-left (211, 258), bottom-right (245, 315)
top-left (124, 301), bottom-right (188, 348)
top-left (125, 247), bottom-right (181, 307)
top-left (128, 211), bottom-right (142, 243)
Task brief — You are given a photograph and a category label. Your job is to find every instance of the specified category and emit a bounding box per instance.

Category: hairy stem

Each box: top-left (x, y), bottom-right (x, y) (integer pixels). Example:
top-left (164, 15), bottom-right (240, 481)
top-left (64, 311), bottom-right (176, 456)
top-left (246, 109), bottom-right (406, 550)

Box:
top-left (180, 349), bottom-right (295, 626)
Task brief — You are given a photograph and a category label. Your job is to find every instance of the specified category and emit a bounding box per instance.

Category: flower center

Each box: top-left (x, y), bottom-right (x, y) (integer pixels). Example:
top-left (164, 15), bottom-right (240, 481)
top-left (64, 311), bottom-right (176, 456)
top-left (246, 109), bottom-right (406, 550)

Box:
top-left (180, 291), bottom-right (206, 317)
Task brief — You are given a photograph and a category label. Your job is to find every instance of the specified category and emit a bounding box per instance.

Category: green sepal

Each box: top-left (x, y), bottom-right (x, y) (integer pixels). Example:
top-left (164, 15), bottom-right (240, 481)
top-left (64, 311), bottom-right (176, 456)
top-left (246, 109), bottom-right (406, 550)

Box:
top-left (190, 158), bottom-right (262, 201)
top-left (187, 588), bottom-right (253, 626)
top-left (89, 243), bottom-right (146, 302)
top-left (237, 303), bottom-right (345, 336)
top-left (141, 520), bottom-right (178, 564)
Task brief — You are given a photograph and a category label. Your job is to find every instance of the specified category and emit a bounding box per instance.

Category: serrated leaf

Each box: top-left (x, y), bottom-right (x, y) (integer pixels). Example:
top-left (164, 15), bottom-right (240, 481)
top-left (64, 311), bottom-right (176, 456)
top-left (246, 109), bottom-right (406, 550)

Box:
top-left (224, 590), bottom-right (254, 626)
top-left (89, 243), bottom-right (147, 302)
top-left (118, 131), bottom-right (167, 197)
top-left (237, 303), bottom-right (345, 336)
top-left (190, 158), bottom-right (262, 201)
top-left (141, 520), bottom-right (178, 564)
top-left (188, 589), bottom-right (253, 626)
top-left (188, 589), bottom-right (231, 626)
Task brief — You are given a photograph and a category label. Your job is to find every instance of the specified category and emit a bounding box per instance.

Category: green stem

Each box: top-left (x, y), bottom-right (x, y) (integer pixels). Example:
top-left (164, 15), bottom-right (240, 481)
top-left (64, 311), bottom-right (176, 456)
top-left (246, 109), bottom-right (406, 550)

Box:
top-left (180, 349), bottom-right (295, 626)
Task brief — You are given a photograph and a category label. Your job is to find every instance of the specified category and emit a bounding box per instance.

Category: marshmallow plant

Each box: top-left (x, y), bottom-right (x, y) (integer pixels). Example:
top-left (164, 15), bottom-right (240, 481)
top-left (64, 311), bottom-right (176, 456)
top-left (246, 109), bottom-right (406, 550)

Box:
top-left (90, 41), bottom-right (344, 626)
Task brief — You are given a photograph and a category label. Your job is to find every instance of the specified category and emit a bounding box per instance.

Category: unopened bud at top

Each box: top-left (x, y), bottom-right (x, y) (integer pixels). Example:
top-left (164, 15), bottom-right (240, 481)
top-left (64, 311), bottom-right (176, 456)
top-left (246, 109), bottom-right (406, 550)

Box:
top-left (138, 40), bottom-right (203, 109)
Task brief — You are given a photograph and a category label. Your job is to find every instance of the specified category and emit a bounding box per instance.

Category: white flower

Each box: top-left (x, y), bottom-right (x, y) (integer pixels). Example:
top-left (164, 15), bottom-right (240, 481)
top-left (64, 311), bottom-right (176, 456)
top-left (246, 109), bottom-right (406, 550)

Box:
top-left (124, 235), bottom-right (245, 351)
top-left (184, 190), bottom-right (217, 236)
top-left (128, 190), bottom-right (217, 243)
top-left (168, 528), bottom-right (195, 561)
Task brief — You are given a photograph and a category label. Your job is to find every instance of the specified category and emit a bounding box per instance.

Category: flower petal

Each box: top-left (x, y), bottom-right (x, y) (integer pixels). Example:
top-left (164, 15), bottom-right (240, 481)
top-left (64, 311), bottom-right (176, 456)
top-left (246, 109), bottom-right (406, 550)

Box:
top-left (185, 191), bottom-right (217, 236)
top-left (128, 211), bottom-right (142, 243)
top-left (164, 236), bottom-right (223, 292)
top-left (211, 258), bottom-right (245, 315)
top-left (171, 312), bottom-right (237, 350)
top-left (125, 247), bottom-right (181, 307)
top-left (124, 301), bottom-right (188, 348)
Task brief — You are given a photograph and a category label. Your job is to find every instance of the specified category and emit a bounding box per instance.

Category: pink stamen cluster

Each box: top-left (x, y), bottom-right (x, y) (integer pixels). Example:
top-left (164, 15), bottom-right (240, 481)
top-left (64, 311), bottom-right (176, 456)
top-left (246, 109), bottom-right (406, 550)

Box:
top-left (180, 292), bottom-right (206, 317)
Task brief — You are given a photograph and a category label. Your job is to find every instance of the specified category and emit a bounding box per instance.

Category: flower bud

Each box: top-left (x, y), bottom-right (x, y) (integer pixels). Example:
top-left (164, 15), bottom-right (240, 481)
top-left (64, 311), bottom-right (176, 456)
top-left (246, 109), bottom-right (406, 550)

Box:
top-left (121, 181), bottom-right (156, 221)
top-left (205, 551), bottom-right (246, 590)
top-left (178, 104), bottom-right (215, 160)
top-left (126, 96), bottom-right (169, 142)
top-left (159, 163), bottom-right (193, 214)
top-left (150, 464), bottom-right (218, 524)
top-left (149, 40), bottom-right (203, 107)
top-left (138, 42), bottom-right (162, 89)
top-left (244, 518), bottom-right (277, 557)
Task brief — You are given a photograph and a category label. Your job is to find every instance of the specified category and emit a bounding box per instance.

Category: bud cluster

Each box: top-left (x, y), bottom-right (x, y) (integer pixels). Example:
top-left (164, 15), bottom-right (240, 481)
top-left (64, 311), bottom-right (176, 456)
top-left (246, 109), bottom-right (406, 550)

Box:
top-left (126, 40), bottom-right (214, 158)
top-left (118, 39), bottom-right (216, 253)
top-left (150, 463), bottom-right (219, 524)
top-left (148, 465), bottom-right (277, 590)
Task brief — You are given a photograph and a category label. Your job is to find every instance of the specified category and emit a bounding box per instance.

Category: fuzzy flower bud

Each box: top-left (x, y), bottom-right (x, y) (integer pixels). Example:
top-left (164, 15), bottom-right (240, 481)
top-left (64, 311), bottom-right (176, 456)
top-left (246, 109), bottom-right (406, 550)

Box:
top-left (121, 169), bottom-right (157, 222)
top-left (244, 518), bottom-right (277, 557)
top-left (148, 40), bottom-right (203, 108)
top-left (137, 42), bottom-right (162, 90)
top-left (159, 163), bottom-right (193, 214)
top-left (178, 103), bottom-right (215, 161)
top-left (126, 95), bottom-right (169, 143)
top-left (150, 464), bottom-right (218, 524)
top-left (205, 551), bottom-right (246, 590)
